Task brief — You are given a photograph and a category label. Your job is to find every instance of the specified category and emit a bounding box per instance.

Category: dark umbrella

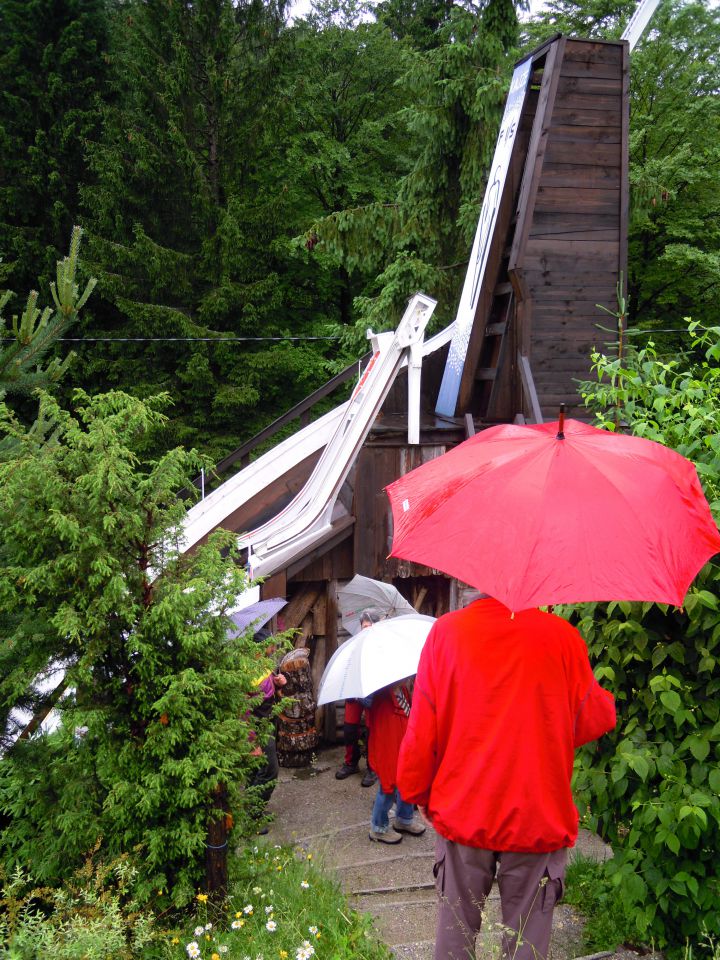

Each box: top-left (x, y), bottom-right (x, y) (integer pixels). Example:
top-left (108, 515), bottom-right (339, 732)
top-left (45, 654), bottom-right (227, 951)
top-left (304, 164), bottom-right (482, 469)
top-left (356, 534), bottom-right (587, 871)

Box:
top-left (228, 598), bottom-right (287, 637)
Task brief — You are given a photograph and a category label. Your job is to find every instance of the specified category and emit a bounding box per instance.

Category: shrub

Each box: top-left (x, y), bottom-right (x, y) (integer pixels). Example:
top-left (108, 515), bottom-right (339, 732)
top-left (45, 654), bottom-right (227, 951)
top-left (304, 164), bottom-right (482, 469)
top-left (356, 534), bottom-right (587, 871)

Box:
top-left (569, 321), bottom-right (720, 954)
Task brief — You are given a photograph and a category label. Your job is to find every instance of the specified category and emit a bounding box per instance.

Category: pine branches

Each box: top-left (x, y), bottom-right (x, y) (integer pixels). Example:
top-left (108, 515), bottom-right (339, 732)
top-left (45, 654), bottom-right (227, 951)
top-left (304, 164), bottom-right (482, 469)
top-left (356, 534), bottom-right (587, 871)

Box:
top-left (0, 227), bottom-right (96, 401)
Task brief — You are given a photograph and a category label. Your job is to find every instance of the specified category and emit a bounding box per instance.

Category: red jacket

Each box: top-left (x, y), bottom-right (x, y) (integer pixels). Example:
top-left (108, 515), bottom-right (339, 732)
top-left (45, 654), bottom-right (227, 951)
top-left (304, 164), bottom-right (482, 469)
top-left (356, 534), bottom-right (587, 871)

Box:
top-left (367, 683), bottom-right (412, 794)
top-left (396, 598), bottom-right (615, 853)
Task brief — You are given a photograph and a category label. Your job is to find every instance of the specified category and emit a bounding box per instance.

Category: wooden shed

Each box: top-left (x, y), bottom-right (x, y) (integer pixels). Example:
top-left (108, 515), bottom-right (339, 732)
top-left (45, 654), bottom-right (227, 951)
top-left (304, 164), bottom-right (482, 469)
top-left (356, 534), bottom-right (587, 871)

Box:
top-left (181, 34), bottom-right (630, 758)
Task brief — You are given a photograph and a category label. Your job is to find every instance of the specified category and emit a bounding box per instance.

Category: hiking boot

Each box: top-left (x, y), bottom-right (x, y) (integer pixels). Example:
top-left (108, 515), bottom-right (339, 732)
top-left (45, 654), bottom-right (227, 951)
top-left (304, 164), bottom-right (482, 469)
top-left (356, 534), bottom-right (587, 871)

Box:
top-left (392, 818), bottom-right (426, 836)
top-left (369, 828), bottom-right (403, 844)
top-left (361, 769), bottom-right (378, 788)
top-left (335, 763), bottom-right (359, 780)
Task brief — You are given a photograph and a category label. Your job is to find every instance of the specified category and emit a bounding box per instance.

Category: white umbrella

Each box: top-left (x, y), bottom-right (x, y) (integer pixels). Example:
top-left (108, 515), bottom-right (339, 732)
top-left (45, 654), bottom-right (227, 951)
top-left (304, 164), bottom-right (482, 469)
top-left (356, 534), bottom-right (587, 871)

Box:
top-left (316, 614), bottom-right (436, 705)
top-left (337, 575), bottom-right (416, 634)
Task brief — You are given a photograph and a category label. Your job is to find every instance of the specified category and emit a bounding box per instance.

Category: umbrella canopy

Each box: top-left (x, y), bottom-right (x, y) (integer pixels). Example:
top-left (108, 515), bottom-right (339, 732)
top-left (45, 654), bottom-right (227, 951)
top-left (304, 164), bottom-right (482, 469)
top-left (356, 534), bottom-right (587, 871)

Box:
top-left (316, 614), bottom-right (436, 705)
top-left (228, 598), bottom-right (287, 637)
top-left (338, 574), bottom-right (416, 634)
top-left (386, 418), bottom-right (720, 612)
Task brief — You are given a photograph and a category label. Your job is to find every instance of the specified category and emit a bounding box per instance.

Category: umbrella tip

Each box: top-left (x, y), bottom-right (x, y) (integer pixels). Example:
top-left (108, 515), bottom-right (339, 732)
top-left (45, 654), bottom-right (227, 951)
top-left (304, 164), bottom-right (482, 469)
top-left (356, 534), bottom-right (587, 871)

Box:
top-left (557, 403), bottom-right (566, 440)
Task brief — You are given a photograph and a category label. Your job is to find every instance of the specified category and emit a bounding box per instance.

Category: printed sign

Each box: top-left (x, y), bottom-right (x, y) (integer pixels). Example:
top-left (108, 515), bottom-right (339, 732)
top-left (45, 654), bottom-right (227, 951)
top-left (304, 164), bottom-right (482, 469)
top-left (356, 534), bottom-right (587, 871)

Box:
top-left (435, 58), bottom-right (532, 417)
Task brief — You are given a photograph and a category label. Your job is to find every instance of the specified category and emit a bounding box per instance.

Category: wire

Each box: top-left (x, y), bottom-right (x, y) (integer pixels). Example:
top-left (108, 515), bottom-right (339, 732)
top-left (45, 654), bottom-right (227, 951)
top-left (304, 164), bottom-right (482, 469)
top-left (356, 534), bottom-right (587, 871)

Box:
top-left (56, 335), bottom-right (342, 342)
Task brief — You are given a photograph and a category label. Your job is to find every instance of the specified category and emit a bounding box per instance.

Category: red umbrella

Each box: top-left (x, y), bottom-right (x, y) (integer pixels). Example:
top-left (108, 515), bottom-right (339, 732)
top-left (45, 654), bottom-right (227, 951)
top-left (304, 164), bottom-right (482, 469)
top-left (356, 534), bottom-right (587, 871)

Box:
top-left (386, 416), bottom-right (720, 612)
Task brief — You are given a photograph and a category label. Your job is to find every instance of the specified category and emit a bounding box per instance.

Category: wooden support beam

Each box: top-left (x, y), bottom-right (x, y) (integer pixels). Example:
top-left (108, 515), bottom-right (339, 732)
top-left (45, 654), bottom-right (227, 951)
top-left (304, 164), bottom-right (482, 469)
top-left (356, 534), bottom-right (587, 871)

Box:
top-left (518, 352), bottom-right (543, 424)
top-left (283, 584), bottom-right (321, 631)
top-left (322, 580), bottom-right (339, 742)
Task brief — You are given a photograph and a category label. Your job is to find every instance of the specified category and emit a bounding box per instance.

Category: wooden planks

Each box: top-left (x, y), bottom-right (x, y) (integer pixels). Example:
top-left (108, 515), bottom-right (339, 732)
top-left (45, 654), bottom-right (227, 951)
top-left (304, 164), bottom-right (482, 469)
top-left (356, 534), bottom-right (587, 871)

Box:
top-left (518, 36), bottom-right (627, 417)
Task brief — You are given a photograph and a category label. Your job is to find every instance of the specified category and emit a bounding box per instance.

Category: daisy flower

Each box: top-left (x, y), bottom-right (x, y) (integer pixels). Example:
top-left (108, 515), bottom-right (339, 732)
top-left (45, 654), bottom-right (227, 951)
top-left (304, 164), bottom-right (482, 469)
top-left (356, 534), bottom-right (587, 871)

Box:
top-left (186, 943), bottom-right (201, 959)
top-left (194, 926), bottom-right (205, 937)
top-left (266, 920), bottom-right (277, 932)
top-left (265, 905), bottom-right (274, 914)
top-left (300, 880), bottom-right (309, 889)
top-left (243, 904), bottom-right (254, 915)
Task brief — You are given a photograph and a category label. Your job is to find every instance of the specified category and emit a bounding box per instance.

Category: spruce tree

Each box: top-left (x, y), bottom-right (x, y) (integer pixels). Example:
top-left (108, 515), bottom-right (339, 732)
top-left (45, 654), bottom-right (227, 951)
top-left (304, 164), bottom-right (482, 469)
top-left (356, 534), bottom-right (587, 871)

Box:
top-left (78, 0), bottom-right (339, 460)
top-left (0, 227), bottom-right (96, 422)
top-left (304, 0), bottom-right (521, 348)
top-left (269, 0), bottom-right (414, 332)
top-left (0, 0), bottom-right (110, 294)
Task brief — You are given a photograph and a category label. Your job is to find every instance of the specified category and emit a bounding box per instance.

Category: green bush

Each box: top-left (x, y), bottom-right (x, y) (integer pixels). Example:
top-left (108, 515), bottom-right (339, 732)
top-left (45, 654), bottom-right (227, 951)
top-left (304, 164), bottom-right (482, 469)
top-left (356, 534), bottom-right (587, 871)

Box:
top-left (0, 854), bottom-right (163, 959)
top-left (564, 854), bottom-right (639, 954)
top-left (0, 390), bottom-right (276, 904)
top-left (569, 321), bottom-right (720, 954)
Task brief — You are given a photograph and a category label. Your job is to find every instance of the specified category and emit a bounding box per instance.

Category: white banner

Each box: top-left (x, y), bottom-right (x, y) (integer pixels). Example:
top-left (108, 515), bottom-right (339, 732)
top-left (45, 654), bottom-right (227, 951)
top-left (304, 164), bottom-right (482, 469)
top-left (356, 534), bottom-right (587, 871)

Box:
top-left (436, 58), bottom-right (532, 417)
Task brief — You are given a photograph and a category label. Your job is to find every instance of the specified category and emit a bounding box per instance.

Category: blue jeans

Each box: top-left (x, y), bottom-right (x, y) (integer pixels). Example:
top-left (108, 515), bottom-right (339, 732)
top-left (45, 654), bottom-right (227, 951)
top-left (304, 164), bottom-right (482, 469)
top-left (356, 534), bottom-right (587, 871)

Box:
top-left (371, 786), bottom-right (414, 832)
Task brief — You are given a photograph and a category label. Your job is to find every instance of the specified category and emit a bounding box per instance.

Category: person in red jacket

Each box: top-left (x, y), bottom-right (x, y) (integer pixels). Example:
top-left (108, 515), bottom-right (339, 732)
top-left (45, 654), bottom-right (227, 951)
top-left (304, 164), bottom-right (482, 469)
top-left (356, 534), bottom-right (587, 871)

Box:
top-left (396, 596), bottom-right (616, 960)
top-left (366, 680), bottom-right (426, 844)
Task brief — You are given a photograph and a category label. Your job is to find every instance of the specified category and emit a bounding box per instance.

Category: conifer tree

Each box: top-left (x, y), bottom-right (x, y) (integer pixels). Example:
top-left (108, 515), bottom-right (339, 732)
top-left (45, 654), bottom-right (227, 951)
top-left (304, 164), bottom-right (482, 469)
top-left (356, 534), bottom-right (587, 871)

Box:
top-left (270, 0), bottom-right (414, 331)
top-left (0, 227), bottom-right (96, 420)
top-left (0, 389), bottom-right (265, 903)
top-left (0, 0), bottom-right (110, 294)
top-left (78, 0), bottom-right (338, 460)
top-left (304, 0), bottom-right (521, 348)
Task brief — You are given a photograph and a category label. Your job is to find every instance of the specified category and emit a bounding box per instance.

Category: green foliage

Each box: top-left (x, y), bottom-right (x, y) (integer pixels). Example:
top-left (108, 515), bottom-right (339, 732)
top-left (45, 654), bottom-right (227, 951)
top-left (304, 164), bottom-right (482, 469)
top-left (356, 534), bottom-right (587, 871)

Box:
top-left (0, 856), bottom-right (164, 959)
top-left (306, 0), bottom-right (520, 350)
top-left (0, 226), bottom-right (95, 407)
top-left (625, 1), bottom-right (720, 344)
top-left (77, 0), bottom-right (339, 460)
top-left (170, 842), bottom-right (393, 960)
top-left (567, 322), bottom-right (720, 954)
top-left (0, 0), bottom-right (110, 294)
top-left (564, 854), bottom-right (639, 953)
top-left (0, 389), bottom-right (271, 904)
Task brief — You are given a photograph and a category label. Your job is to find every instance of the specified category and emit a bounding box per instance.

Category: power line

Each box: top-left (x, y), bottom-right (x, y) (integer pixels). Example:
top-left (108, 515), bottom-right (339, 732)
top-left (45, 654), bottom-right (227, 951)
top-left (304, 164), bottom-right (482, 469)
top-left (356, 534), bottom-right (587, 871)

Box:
top-left (1, 335), bottom-right (342, 343)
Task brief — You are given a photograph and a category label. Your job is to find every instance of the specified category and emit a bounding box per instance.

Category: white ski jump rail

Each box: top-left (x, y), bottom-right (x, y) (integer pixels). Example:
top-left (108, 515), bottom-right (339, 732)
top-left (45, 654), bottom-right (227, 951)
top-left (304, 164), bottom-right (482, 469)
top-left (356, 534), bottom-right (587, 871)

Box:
top-left (181, 293), bottom-right (439, 577)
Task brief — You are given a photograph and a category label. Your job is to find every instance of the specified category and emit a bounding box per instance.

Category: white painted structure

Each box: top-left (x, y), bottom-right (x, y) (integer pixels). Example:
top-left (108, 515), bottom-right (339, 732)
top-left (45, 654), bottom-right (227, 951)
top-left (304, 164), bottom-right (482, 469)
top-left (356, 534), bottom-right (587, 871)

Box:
top-left (182, 293), bottom-right (441, 579)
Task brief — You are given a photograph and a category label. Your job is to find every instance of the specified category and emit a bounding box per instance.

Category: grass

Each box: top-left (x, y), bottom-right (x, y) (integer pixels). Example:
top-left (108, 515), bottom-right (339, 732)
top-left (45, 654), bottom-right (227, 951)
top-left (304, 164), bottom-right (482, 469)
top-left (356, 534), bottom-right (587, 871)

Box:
top-left (563, 853), bottom-right (640, 955)
top-left (0, 841), bottom-right (393, 960)
top-left (164, 841), bottom-right (393, 960)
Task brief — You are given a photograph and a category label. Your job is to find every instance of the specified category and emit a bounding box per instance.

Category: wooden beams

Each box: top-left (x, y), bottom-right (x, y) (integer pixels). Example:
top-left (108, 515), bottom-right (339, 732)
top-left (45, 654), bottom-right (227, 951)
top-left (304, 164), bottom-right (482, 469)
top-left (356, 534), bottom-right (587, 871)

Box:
top-left (445, 34), bottom-right (629, 422)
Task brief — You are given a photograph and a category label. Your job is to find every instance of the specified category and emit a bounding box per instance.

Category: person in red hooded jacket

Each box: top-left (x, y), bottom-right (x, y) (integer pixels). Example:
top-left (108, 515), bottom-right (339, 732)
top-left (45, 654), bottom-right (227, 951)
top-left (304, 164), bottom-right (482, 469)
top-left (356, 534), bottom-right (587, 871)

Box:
top-left (396, 596), bottom-right (616, 960)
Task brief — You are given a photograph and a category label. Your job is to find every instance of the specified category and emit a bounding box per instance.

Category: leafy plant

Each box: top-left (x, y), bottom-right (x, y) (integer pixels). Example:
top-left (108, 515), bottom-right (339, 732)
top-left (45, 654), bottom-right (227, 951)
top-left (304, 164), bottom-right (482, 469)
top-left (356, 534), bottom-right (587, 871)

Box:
top-left (567, 320), bottom-right (720, 955)
top-left (0, 854), bottom-right (163, 959)
top-left (564, 853), bottom-right (639, 954)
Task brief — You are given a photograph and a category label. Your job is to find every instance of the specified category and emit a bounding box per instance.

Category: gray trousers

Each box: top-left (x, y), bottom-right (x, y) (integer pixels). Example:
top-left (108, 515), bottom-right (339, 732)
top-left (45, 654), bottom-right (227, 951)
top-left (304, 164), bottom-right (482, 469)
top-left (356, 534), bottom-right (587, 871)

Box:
top-left (433, 835), bottom-right (567, 960)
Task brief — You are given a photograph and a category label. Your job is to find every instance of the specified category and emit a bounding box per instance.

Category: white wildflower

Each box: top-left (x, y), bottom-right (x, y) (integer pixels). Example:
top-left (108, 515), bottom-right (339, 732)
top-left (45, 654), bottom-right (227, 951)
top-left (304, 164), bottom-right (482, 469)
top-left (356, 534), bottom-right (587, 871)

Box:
top-left (300, 880), bottom-right (309, 889)
top-left (194, 926), bottom-right (204, 937)
top-left (266, 920), bottom-right (277, 932)
top-left (186, 943), bottom-right (201, 959)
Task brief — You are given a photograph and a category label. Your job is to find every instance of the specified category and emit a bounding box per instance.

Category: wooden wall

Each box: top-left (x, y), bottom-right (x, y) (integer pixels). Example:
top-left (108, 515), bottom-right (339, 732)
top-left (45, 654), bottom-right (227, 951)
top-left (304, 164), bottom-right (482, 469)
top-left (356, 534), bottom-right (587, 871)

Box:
top-left (514, 37), bottom-right (629, 418)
